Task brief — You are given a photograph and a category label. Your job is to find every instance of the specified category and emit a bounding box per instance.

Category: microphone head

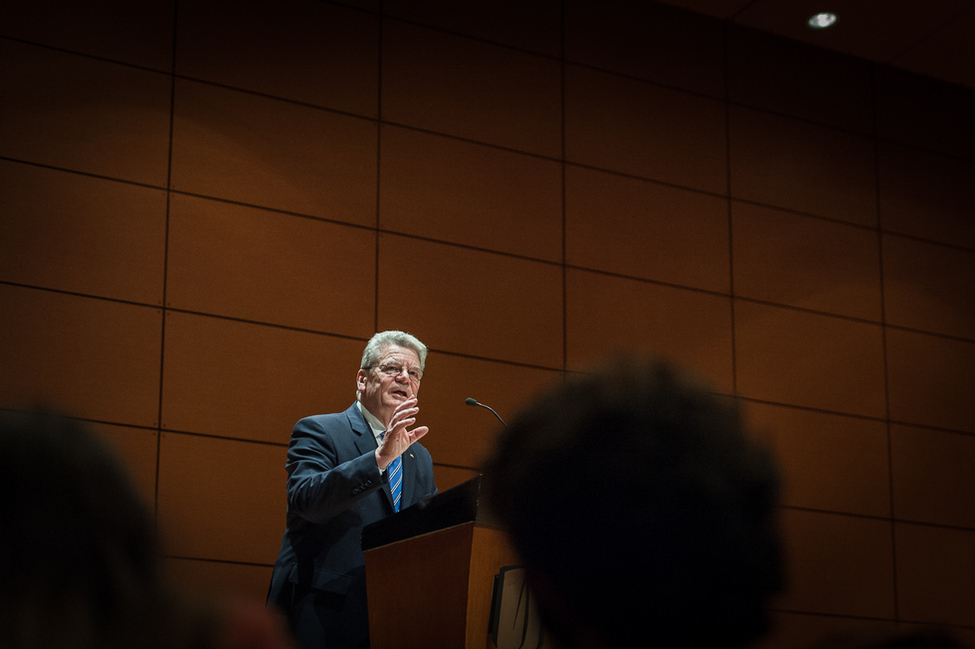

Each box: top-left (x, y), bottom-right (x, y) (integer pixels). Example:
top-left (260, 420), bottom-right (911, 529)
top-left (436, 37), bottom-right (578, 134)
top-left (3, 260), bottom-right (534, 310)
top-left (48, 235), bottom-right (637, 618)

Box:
top-left (464, 397), bottom-right (479, 406)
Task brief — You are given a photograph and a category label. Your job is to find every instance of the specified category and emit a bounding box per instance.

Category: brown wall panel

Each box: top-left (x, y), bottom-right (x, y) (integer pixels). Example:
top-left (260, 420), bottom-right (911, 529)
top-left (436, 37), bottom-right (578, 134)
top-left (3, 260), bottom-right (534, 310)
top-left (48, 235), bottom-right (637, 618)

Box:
top-left (170, 80), bottom-right (377, 225)
top-left (0, 161), bottom-right (167, 305)
top-left (0, 285), bottom-right (162, 426)
top-left (878, 143), bottom-right (975, 249)
top-left (384, 0), bottom-right (561, 56)
top-left (776, 509), bottom-right (895, 619)
top-left (744, 402), bottom-right (890, 518)
top-left (883, 234), bottom-right (975, 340)
top-left (564, 0), bottom-right (726, 98)
top-left (92, 421), bottom-right (160, 511)
top-left (729, 106), bottom-right (877, 226)
top-left (381, 20), bottom-right (562, 157)
top-left (0, 40), bottom-right (171, 185)
top-left (566, 269), bottom-right (734, 392)
top-left (0, 0), bottom-right (175, 71)
top-left (378, 233), bottom-right (564, 368)
top-left (157, 432), bottom-right (284, 565)
top-left (176, 0), bottom-right (379, 117)
top-left (566, 165), bottom-right (730, 292)
top-left (891, 425), bottom-right (975, 528)
top-left (167, 194), bottom-right (376, 335)
top-left (161, 311), bottom-right (364, 444)
top-left (735, 301), bottom-right (887, 418)
top-left (417, 352), bottom-right (562, 469)
top-left (886, 328), bottom-right (975, 433)
top-left (165, 557), bottom-right (273, 604)
top-left (432, 465), bottom-right (482, 493)
top-left (733, 203), bottom-right (882, 321)
top-left (380, 126), bottom-right (563, 261)
top-left (727, 27), bottom-right (874, 134)
top-left (565, 64), bottom-right (727, 194)
top-left (896, 523), bottom-right (975, 626)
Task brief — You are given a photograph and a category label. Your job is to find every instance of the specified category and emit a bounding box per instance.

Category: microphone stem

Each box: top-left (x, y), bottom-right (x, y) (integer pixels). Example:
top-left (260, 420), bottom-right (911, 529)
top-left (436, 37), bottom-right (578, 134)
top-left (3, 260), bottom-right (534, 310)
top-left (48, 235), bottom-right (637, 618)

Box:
top-left (481, 403), bottom-right (508, 429)
top-left (466, 398), bottom-right (509, 429)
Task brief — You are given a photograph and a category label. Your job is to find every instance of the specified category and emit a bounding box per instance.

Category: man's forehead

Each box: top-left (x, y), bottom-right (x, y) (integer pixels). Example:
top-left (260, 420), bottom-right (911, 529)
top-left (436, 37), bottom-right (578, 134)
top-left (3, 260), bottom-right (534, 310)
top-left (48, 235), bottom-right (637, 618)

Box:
top-left (378, 344), bottom-right (419, 362)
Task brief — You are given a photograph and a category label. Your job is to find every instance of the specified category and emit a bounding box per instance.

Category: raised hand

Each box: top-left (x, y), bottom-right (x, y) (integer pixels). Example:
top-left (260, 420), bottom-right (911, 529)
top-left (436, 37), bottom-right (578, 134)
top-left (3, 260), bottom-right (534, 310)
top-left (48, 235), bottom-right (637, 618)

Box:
top-left (375, 396), bottom-right (429, 470)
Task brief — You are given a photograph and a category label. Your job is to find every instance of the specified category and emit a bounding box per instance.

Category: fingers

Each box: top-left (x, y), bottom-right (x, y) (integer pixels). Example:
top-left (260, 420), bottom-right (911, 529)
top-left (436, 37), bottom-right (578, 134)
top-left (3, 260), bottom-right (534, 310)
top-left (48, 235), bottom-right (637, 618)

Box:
top-left (393, 396), bottom-right (418, 413)
top-left (380, 397), bottom-right (428, 458)
top-left (390, 397), bottom-right (418, 417)
top-left (388, 414), bottom-right (418, 436)
top-left (388, 397), bottom-right (420, 433)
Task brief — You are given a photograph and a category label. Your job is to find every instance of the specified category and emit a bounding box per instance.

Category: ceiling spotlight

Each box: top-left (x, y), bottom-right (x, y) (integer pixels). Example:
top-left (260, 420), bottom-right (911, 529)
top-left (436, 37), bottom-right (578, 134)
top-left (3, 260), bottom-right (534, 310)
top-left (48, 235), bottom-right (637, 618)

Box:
top-left (807, 12), bottom-right (838, 29)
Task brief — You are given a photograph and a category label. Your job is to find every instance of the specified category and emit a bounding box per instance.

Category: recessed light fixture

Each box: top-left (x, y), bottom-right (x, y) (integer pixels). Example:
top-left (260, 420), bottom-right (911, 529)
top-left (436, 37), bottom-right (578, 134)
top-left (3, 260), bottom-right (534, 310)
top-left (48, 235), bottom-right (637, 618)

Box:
top-left (807, 12), bottom-right (838, 29)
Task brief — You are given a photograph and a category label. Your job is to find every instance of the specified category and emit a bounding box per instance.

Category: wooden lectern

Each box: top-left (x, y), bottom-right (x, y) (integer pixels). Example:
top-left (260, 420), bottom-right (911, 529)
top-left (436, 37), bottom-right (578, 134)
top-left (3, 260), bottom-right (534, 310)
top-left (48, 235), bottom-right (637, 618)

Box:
top-left (362, 475), bottom-right (526, 649)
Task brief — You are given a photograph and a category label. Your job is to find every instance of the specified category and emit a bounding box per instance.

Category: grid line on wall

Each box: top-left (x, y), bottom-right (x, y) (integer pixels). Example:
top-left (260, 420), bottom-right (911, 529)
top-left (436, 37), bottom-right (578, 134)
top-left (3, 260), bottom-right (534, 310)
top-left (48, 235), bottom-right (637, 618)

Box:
top-left (871, 59), bottom-right (903, 621)
top-left (153, 0), bottom-right (180, 522)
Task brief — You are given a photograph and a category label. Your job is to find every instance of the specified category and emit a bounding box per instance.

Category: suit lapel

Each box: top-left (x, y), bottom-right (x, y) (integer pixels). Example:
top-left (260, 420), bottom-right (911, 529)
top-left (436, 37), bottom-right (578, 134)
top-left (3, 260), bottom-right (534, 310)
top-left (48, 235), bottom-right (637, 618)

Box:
top-left (346, 403), bottom-right (375, 454)
top-left (346, 403), bottom-right (396, 511)
top-left (401, 445), bottom-right (416, 508)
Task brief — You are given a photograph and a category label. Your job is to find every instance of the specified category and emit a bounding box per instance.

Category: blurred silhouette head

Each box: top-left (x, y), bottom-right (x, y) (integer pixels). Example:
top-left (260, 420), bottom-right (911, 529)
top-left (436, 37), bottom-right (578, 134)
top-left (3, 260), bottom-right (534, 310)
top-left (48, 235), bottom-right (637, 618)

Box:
top-left (0, 409), bottom-right (215, 649)
top-left (485, 357), bottom-right (783, 649)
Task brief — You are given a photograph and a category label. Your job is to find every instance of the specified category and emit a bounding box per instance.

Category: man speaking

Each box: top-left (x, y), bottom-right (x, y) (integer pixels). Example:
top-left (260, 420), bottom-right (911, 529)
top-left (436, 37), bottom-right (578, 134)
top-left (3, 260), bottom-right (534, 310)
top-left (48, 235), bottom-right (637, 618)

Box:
top-left (267, 331), bottom-right (438, 649)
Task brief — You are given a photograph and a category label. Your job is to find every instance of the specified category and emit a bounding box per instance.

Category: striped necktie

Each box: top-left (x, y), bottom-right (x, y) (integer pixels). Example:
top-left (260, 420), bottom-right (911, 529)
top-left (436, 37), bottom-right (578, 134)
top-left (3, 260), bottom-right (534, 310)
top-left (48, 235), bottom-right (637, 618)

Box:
top-left (389, 455), bottom-right (402, 512)
top-left (381, 432), bottom-right (403, 513)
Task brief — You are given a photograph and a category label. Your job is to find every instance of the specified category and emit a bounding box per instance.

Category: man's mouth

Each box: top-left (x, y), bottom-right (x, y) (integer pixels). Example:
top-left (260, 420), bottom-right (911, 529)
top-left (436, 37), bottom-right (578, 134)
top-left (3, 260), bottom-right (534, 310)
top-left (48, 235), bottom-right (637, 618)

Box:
top-left (391, 388), bottom-right (410, 399)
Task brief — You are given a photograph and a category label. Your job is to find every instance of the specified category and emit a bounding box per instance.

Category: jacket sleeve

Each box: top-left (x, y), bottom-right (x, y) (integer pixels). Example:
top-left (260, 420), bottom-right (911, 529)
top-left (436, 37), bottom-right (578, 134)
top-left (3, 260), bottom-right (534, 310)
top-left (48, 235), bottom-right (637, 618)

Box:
top-left (285, 415), bottom-right (383, 524)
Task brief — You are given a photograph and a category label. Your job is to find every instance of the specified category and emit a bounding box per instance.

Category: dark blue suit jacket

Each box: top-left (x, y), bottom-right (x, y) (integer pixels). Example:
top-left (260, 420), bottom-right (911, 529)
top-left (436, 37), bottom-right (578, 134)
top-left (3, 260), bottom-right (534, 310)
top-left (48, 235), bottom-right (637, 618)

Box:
top-left (267, 403), bottom-right (437, 649)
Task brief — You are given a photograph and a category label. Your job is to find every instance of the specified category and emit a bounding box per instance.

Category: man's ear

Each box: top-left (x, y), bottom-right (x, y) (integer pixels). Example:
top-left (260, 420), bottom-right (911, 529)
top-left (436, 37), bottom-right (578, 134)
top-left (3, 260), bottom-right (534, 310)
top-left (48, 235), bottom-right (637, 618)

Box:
top-left (355, 369), bottom-right (368, 393)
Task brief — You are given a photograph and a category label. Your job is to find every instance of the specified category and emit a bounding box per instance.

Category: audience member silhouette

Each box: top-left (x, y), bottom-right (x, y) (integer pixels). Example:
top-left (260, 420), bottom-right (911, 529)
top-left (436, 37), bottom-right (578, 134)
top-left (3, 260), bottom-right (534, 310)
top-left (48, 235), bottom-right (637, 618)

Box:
top-left (484, 356), bottom-right (784, 649)
top-left (0, 409), bottom-right (292, 649)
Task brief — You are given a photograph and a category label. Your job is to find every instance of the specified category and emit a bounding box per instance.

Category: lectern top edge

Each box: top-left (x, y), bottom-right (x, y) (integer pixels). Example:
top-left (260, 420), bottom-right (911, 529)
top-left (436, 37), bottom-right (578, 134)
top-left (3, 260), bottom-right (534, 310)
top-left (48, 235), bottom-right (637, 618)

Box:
top-left (361, 474), bottom-right (500, 551)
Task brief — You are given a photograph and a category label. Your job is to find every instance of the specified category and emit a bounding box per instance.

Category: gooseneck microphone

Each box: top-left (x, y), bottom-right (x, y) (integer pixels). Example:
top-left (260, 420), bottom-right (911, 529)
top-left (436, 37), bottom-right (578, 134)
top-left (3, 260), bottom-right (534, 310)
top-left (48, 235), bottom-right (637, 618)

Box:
top-left (464, 397), bottom-right (509, 429)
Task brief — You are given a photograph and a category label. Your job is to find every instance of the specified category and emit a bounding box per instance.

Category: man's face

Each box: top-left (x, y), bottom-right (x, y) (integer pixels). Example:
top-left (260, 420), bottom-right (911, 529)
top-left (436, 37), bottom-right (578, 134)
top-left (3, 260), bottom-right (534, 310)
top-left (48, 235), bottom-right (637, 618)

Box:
top-left (356, 344), bottom-right (422, 426)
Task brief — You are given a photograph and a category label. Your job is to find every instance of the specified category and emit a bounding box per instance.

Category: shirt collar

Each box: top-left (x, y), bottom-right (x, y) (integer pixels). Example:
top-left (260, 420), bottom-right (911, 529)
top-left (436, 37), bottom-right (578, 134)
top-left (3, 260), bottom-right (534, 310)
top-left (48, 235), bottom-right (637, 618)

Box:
top-left (356, 401), bottom-right (385, 443)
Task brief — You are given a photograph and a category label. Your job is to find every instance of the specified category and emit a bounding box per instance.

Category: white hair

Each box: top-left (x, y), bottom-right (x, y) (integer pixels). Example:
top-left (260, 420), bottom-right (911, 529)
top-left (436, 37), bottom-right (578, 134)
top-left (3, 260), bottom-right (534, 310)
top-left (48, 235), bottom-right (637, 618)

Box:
top-left (360, 330), bottom-right (427, 370)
